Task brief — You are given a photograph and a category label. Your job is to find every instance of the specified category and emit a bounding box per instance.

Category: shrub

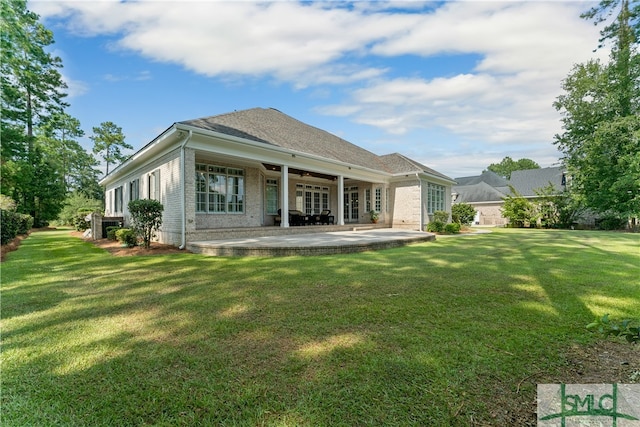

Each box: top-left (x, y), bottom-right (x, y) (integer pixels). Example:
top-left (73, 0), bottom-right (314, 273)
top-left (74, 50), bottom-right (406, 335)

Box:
top-left (1, 209), bottom-right (33, 245)
top-left (106, 226), bottom-right (121, 241)
top-left (444, 222), bottom-right (461, 234)
top-left (433, 211), bottom-right (449, 223)
top-left (426, 221), bottom-right (445, 233)
top-left (596, 215), bottom-right (626, 230)
top-left (128, 199), bottom-right (164, 249)
top-left (452, 203), bottom-right (476, 225)
top-left (115, 228), bottom-right (137, 248)
top-left (501, 188), bottom-right (537, 228)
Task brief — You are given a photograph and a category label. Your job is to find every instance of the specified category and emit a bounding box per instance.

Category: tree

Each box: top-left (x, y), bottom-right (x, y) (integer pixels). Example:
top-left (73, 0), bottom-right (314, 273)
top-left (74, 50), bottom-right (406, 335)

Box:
top-left (128, 199), bottom-right (163, 249)
top-left (501, 187), bottom-right (537, 228)
top-left (1, 0), bottom-right (68, 155)
top-left (452, 203), bottom-right (476, 226)
top-left (486, 157), bottom-right (540, 179)
top-left (39, 113), bottom-right (101, 197)
top-left (1, 0), bottom-right (69, 225)
top-left (555, 0), bottom-right (640, 218)
top-left (534, 184), bottom-right (586, 229)
top-left (91, 122), bottom-right (133, 176)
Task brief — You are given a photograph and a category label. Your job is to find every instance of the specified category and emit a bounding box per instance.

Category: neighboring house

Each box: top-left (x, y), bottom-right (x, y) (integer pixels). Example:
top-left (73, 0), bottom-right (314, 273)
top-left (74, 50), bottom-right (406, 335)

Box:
top-left (100, 108), bottom-right (455, 247)
top-left (453, 166), bottom-right (567, 226)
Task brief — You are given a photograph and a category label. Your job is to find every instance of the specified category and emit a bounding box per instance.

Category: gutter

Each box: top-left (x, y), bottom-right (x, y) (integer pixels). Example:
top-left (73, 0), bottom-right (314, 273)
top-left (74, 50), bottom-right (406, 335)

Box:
top-left (178, 129), bottom-right (192, 249)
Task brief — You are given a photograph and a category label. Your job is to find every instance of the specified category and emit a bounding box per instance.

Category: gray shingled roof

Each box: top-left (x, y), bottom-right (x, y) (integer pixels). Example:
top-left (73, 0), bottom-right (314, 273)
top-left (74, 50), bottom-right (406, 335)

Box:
top-left (179, 108), bottom-right (392, 173)
top-left (453, 181), bottom-right (511, 203)
top-left (378, 153), bottom-right (453, 181)
top-left (509, 166), bottom-right (566, 196)
top-left (453, 166), bottom-right (567, 203)
top-left (455, 170), bottom-right (508, 187)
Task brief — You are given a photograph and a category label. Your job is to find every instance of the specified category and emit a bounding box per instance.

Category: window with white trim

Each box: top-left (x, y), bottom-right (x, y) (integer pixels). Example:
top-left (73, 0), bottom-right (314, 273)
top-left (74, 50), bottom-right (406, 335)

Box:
top-left (148, 170), bottom-right (160, 201)
top-left (129, 179), bottom-right (139, 202)
top-left (266, 179), bottom-right (278, 215)
top-left (365, 189), bottom-right (371, 212)
top-left (114, 186), bottom-right (123, 214)
top-left (427, 183), bottom-right (445, 214)
top-left (375, 187), bottom-right (382, 212)
top-left (195, 163), bottom-right (245, 213)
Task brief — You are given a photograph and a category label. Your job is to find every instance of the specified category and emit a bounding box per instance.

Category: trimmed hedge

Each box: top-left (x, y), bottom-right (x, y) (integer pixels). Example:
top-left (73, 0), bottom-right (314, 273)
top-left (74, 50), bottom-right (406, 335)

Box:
top-left (115, 228), bottom-right (137, 248)
top-left (1, 210), bottom-right (34, 245)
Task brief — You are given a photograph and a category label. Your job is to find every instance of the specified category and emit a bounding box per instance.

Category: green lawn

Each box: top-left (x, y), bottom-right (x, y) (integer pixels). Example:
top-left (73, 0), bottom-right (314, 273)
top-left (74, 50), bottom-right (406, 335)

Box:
top-left (2, 228), bottom-right (638, 426)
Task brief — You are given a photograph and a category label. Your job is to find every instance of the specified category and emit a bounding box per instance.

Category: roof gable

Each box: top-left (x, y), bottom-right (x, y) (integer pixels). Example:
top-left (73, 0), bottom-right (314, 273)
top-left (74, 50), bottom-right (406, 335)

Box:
top-left (180, 108), bottom-right (391, 173)
top-left (378, 153), bottom-right (453, 181)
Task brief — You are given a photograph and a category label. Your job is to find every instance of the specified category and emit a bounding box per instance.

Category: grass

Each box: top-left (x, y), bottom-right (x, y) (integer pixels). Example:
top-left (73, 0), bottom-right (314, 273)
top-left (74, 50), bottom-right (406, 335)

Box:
top-left (1, 228), bottom-right (638, 426)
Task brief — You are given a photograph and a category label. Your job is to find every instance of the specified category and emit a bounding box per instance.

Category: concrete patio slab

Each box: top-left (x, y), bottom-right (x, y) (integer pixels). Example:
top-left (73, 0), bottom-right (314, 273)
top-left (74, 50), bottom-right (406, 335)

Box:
top-left (187, 228), bottom-right (436, 256)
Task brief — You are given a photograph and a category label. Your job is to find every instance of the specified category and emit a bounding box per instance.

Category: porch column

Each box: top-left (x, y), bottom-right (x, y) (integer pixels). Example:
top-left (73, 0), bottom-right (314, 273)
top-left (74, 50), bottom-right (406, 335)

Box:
top-left (337, 175), bottom-right (345, 226)
top-left (281, 165), bottom-right (289, 227)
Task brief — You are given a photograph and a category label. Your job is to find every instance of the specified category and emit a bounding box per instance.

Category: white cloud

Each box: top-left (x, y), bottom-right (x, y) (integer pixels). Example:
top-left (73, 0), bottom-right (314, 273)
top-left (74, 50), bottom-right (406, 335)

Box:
top-left (31, 0), bottom-right (609, 174)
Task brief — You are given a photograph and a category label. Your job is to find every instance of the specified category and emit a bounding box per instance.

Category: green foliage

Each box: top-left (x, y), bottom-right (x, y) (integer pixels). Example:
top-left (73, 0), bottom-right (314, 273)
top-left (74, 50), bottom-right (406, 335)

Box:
top-left (596, 214), bottom-right (627, 230)
top-left (369, 210), bottom-right (379, 222)
top-left (1, 209), bottom-right (33, 244)
top-left (0, 194), bottom-right (17, 211)
top-left (90, 121), bottom-right (132, 176)
top-left (58, 192), bottom-right (102, 228)
top-left (38, 113), bottom-right (101, 197)
top-left (587, 314), bottom-right (640, 344)
top-left (534, 184), bottom-right (585, 229)
top-left (426, 220), bottom-right (445, 233)
top-left (433, 210), bottom-right (449, 223)
top-left (501, 187), bottom-right (537, 228)
top-left (452, 203), bottom-right (476, 225)
top-left (106, 226), bottom-right (120, 241)
top-left (128, 199), bottom-right (163, 249)
top-left (555, 1), bottom-right (639, 218)
top-left (115, 228), bottom-right (137, 248)
top-left (487, 157), bottom-right (540, 180)
top-left (444, 222), bottom-right (461, 234)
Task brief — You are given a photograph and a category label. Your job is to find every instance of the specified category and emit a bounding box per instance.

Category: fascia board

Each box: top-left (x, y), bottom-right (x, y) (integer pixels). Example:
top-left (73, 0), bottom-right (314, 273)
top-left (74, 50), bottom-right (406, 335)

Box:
top-left (99, 125), bottom-right (181, 186)
top-left (177, 123), bottom-right (391, 182)
top-left (390, 171), bottom-right (456, 185)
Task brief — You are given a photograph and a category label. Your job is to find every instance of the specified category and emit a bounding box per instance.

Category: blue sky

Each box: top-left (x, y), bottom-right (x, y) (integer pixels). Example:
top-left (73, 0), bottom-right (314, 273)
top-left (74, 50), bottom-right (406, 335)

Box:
top-left (30, 0), bottom-right (608, 179)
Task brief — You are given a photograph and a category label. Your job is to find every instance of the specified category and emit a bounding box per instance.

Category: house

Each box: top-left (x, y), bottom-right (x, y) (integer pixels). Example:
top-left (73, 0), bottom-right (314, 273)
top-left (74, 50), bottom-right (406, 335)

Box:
top-left (100, 108), bottom-right (455, 247)
top-left (453, 166), bottom-right (567, 226)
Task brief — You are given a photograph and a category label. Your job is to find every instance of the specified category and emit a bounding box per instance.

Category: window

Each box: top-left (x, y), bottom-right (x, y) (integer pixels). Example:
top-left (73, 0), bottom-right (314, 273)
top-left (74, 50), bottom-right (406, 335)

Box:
top-left (195, 164), bottom-right (244, 213)
top-left (114, 186), bottom-right (123, 214)
top-left (266, 179), bottom-right (278, 215)
top-left (129, 179), bottom-right (139, 202)
top-left (427, 183), bottom-right (445, 214)
top-left (301, 184), bottom-right (330, 214)
top-left (148, 170), bottom-right (160, 201)
top-left (365, 189), bottom-right (371, 212)
top-left (385, 188), bottom-right (390, 213)
top-left (375, 187), bottom-right (382, 212)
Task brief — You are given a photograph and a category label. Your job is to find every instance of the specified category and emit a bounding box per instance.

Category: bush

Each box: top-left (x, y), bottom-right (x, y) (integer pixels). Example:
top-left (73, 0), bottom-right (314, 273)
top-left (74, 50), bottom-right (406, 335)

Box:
top-left (426, 221), bottom-right (445, 233)
top-left (115, 228), bottom-right (137, 248)
top-left (57, 193), bottom-right (103, 226)
top-left (1, 209), bottom-right (33, 245)
top-left (106, 226), bottom-right (121, 241)
top-left (596, 215), bottom-right (626, 230)
top-left (452, 203), bottom-right (476, 225)
top-left (433, 211), bottom-right (449, 223)
top-left (128, 199), bottom-right (164, 249)
top-left (444, 222), bottom-right (461, 234)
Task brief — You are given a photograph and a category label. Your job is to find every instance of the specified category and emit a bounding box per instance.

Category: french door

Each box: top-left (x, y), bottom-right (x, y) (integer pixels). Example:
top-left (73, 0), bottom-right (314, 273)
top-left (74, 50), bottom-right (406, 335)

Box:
top-left (343, 187), bottom-right (359, 223)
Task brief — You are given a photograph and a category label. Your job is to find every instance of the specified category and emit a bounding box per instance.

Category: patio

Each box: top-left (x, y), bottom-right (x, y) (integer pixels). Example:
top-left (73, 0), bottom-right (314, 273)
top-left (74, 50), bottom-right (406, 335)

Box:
top-left (187, 227), bottom-right (435, 256)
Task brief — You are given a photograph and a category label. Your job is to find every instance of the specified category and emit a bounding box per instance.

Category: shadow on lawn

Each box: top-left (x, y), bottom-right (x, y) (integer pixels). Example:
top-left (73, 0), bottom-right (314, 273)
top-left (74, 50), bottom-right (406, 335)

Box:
top-left (2, 229), bottom-right (638, 426)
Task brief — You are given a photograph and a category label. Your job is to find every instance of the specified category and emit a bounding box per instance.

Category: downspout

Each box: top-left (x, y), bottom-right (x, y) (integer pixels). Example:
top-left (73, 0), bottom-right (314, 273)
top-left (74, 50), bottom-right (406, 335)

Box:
top-left (178, 129), bottom-right (192, 249)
